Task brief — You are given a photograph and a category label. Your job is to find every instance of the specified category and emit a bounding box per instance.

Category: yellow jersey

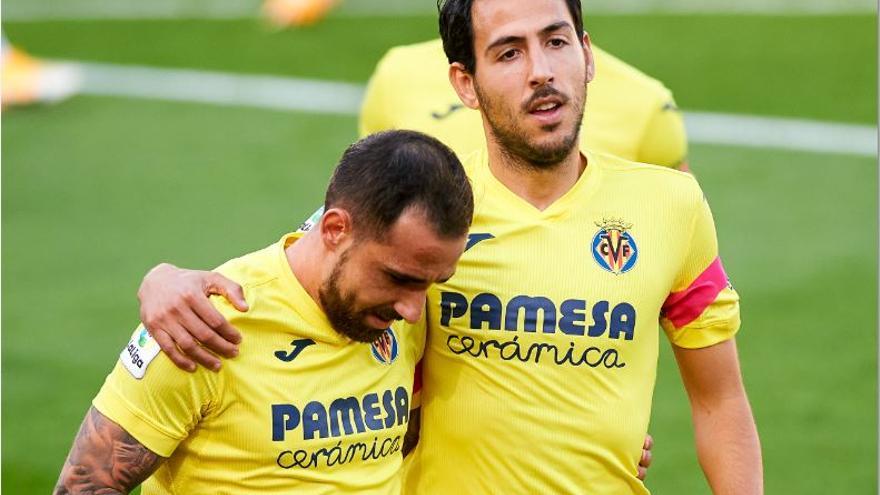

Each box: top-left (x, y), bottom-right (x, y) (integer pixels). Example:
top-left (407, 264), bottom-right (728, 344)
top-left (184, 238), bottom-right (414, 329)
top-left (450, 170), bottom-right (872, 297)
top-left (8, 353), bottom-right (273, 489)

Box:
top-left (93, 233), bottom-right (423, 494)
top-left (403, 150), bottom-right (739, 494)
top-left (359, 39), bottom-right (687, 168)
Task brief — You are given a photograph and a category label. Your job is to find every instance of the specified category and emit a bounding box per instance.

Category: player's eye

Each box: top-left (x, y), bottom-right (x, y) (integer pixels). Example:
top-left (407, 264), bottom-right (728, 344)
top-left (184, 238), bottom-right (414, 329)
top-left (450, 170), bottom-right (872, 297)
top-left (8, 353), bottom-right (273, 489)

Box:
top-left (548, 38), bottom-right (568, 48)
top-left (499, 49), bottom-right (519, 61)
top-left (386, 270), bottom-right (421, 287)
top-left (387, 272), bottom-right (407, 285)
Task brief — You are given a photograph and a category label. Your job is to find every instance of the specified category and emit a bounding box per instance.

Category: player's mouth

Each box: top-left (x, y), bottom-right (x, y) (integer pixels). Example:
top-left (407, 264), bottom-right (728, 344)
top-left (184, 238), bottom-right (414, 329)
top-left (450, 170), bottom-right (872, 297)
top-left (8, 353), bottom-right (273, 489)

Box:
top-left (366, 310), bottom-right (400, 329)
top-left (526, 96), bottom-right (566, 126)
top-left (366, 314), bottom-right (391, 329)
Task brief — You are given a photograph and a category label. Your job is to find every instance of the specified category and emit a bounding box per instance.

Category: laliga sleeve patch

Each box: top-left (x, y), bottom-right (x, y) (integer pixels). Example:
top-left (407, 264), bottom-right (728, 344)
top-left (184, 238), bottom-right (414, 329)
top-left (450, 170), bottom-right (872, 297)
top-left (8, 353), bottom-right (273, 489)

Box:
top-left (296, 206), bottom-right (325, 233)
top-left (120, 325), bottom-right (162, 379)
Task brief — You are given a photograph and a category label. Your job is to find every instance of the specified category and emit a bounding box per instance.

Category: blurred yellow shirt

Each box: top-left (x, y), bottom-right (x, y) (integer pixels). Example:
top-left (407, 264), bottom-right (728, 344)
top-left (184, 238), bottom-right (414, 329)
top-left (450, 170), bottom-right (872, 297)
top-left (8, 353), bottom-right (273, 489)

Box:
top-left (359, 39), bottom-right (687, 168)
top-left (402, 149), bottom-right (739, 494)
top-left (94, 233), bottom-right (423, 495)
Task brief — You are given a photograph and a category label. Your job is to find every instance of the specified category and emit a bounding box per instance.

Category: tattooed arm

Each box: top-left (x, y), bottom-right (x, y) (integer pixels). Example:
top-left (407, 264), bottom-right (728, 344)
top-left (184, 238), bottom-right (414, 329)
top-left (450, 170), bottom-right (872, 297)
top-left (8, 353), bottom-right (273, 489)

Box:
top-left (54, 406), bottom-right (165, 495)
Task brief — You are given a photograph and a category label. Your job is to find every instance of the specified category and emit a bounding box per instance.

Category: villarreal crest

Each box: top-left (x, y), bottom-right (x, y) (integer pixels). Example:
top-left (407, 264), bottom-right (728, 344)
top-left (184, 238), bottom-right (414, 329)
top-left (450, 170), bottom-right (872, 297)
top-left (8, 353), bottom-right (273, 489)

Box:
top-left (591, 219), bottom-right (638, 275)
top-left (371, 328), bottom-right (399, 365)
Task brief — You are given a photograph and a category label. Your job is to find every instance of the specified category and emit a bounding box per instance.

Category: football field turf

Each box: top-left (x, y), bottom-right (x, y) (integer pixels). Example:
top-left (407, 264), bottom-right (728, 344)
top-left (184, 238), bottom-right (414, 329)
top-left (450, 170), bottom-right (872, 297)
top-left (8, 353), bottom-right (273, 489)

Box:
top-left (3, 11), bottom-right (877, 494)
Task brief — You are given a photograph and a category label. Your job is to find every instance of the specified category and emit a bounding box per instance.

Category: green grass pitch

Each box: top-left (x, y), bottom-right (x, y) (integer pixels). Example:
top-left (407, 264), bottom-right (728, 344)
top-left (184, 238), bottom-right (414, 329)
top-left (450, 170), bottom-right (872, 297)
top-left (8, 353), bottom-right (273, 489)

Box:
top-left (3, 12), bottom-right (877, 494)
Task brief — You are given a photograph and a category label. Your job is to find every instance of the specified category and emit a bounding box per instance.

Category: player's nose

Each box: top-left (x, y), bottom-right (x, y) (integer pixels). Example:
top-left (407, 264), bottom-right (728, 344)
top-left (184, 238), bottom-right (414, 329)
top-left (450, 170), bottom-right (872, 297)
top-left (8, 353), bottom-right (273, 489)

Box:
top-left (529, 48), bottom-right (554, 88)
top-left (394, 290), bottom-right (426, 323)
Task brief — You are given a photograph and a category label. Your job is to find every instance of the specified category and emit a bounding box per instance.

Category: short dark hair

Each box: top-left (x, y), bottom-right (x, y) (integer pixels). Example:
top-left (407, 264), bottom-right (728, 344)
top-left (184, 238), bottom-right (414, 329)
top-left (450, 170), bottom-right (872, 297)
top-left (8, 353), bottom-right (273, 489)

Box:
top-left (438, 0), bottom-right (584, 73)
top-left (324, 130), bottom-right (473, 240)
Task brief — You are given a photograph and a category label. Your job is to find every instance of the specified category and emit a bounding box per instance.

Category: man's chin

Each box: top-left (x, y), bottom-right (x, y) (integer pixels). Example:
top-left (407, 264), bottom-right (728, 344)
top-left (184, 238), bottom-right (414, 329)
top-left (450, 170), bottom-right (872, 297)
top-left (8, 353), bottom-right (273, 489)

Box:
top-left (346, 327), bottom-right (388, 343)
top-left (524, 144), bottom-right (575, 167)
top-left (365, 312), bottom-right (395, 330)
top-left (532, 132), bottom-right (580, 162)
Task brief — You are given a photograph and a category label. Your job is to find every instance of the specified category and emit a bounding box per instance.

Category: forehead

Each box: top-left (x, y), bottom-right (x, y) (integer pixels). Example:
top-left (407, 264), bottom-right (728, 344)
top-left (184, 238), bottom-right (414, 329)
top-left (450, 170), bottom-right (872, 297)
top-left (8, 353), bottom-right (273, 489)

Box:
top-left (357, 210), bottom-right (465, 276)
top-left (471, 0), bottom-right (573, 45)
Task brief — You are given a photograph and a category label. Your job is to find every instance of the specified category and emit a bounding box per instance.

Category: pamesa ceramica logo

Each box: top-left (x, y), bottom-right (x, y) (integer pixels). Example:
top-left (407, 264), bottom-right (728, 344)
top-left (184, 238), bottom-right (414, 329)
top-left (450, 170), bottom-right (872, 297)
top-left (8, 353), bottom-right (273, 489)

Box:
top-left (591, 218), bottom-right (638, 275)
top-left (371, 328), bottom-right (399, 365)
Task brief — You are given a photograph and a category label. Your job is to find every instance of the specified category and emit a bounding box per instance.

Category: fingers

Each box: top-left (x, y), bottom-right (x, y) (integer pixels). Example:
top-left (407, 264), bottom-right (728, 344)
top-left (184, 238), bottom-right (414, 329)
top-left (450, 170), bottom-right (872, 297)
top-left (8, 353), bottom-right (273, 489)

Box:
top-left (149, 327), bottom-right (197, 372)
top-left (181, 285), bottom-right (241, 349)
top-left (165, 321), bottom-right (223, 372)
top-left (637, 433), bottom-right (653, 481)
top-left (178, 304), bottom-right (239, 359)
top-left (190, 299), bottom-right (242, 348)
top-left (201, 273), bottom-right (245, 345)
top-left (137, 265), bottom-right (240, 372)
top-left (205, 273), bottom-right (249, 313)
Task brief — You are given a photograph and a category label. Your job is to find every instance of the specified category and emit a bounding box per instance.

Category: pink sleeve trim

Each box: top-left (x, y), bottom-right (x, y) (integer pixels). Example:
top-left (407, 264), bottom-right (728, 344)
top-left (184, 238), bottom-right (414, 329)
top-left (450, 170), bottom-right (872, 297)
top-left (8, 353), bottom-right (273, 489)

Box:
top-left (662, 257), bottom-right (729, 329)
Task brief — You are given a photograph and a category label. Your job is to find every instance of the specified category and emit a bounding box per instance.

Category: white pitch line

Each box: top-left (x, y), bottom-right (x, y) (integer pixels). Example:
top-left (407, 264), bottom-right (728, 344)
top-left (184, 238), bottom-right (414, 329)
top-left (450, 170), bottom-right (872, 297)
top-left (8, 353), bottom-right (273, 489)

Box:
top-left (77, 61), bottom-right (364, 116)
top-left (67, 60), bottom-right (876, 157)
top-left (685, 112), bottom-right (877, 157)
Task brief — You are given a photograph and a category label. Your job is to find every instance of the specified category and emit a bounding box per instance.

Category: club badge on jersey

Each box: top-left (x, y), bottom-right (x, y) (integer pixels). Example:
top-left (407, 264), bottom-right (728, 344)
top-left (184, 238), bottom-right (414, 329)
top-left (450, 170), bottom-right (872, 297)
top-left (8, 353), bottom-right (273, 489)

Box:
top-left (371, 328), bottom-right (399, 365)
top-left (120, 325), bottom-right (162, 379)
top-left (592, 218), bottom-right (638, 275)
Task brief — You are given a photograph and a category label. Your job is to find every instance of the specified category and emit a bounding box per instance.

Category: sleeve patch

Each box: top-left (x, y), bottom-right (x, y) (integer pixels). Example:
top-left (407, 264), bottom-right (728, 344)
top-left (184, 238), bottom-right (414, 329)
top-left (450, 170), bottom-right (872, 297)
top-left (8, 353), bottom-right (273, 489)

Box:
top-left (296, 206), bottom-right (325, 233)
top-left (662, 257), bottom-right (729, 329)
top-left (119, 325), bottom-right (162, 379)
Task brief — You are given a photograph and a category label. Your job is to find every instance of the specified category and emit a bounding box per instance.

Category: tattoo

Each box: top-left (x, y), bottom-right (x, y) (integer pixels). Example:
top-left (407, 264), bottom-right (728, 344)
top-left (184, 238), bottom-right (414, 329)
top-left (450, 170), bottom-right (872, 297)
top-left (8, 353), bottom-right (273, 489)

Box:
top-left (54, 407), bottom-right (163, 495)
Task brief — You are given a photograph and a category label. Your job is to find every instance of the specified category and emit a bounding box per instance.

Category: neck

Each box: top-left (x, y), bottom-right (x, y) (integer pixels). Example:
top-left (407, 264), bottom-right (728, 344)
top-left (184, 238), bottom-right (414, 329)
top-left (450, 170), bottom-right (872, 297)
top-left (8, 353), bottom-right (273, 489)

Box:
top-left (485, 133), bottom-right (586, 211)
top-left (286, 230), bottom-right (324, 306)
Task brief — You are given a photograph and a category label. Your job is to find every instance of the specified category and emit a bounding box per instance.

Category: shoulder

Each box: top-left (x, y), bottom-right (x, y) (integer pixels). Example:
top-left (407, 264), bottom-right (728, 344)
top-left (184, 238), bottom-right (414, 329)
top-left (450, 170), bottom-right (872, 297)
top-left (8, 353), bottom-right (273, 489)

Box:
top-left (591, 46), bottom-right (674, 104)
top-left (361, 38), bottom-right (448, 135)
top-left (213, 242), bottom-right (281, 290)
top-left (210, 240), bottom-right (288, 321)
top-left (381, 38), bottom-right (445, 64)
top-left (373, 38), bottom-right (446, 81)
top-left (593, 151), bottom-right (703, 208)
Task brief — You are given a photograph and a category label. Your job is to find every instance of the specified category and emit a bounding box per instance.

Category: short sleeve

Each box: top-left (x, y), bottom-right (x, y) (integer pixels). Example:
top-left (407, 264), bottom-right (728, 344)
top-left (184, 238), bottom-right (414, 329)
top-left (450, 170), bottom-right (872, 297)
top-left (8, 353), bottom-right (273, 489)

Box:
top-left (358, 49), bottom-right (396, 137)
top-left (660, 196), bottom-right (740, 348)
top-left (637, 97), bottom-right (688, 169)
top-left (93, 324), bottom-right (221, 457)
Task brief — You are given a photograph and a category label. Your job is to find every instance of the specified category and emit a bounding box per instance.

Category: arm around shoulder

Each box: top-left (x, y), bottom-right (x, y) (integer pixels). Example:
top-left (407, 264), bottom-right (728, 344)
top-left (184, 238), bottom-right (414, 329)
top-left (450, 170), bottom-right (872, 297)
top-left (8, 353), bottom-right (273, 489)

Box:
top-left (138, 262), bottom-right (246, 371)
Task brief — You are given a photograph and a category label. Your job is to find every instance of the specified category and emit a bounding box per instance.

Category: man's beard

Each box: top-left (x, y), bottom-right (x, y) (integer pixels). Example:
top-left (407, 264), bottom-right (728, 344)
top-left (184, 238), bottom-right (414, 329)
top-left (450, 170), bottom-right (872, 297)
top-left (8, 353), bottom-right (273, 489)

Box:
top-left (319, 250), bottom-right (401, 343)
top-left (476, 81), bottom-right (585, 170)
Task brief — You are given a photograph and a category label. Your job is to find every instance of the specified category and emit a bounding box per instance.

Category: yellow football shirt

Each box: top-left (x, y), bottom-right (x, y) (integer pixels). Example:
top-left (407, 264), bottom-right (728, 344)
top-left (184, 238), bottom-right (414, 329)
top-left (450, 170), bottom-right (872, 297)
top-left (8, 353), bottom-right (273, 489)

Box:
top-left (402, 150), bottom-right (739, 494)
top-left (359, 39), bottom-right (687, 168)
top-left (93, 233), bottom-right (423, 494)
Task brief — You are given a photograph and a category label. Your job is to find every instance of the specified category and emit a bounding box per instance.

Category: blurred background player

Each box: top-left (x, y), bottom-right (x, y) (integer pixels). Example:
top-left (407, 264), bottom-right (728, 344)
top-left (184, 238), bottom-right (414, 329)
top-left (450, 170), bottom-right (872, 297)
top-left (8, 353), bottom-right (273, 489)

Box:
top-left (263, 0), bottom-right (341, 27)
top-left (262, 0), bottom-right (689, 170)
top-left (1, 32), bottom-right (81, 107)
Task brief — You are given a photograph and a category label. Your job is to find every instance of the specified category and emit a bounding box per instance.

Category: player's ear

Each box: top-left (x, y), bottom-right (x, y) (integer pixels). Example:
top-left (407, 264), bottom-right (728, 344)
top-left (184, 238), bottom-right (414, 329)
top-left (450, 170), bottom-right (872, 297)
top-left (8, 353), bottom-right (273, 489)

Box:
top-left (319, 208), bottom-right (353, 251)
top-left (448, 62), bottom-right (479, 110)
top-left (582, 32), bottom-right (595, 83)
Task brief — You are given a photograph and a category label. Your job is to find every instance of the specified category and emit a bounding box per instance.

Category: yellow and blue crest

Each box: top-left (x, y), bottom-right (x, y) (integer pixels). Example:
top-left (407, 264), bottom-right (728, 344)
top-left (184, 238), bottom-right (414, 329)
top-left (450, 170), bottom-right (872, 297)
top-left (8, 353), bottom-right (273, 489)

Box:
top-left (371, 327), bottom-right (399, 365)
top-left (591, 219), bottom-right (638, 275)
